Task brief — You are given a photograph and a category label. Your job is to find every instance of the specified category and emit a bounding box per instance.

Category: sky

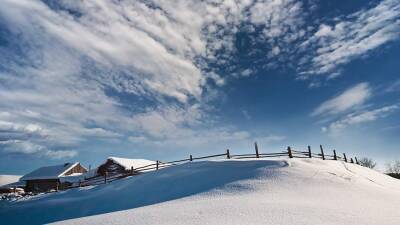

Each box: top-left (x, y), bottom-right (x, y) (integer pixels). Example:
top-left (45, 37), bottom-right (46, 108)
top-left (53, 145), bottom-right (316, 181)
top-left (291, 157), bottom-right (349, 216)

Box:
top-left (0, 0), bottom-right (399, 174)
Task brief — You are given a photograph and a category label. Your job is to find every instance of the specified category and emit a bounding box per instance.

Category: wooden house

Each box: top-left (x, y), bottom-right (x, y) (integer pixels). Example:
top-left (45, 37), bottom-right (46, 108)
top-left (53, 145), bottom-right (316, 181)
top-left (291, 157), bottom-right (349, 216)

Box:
top-left (97, 157), bottom-right (155, 176)
top-left (0, 181), bottom-right (25, 194)
top-left (20, 162), bottom-right (87, 192)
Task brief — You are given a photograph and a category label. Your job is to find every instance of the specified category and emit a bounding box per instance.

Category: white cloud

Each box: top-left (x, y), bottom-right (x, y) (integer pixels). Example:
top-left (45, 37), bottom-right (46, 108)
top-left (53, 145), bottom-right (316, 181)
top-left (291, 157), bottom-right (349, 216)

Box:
top-left (0, 0), bottom-right (208, 102)
top-left (249, 0), bottom-right (303, 37)
top-left (0, 140), bottom-right (77, 159)
top-left (2, 0), bottom-right (398, 159)
top-left (312, 83), bottom-right (371, 116)
top-left (323, 105), bottom-right (398, 132)
top-left (301, 0), bottom-right (400, 76)
top-left (314, 24), bottom-right (333, 37)
top-left (0, 0), bottom-right (302, 159)
top-left (0, 121), bottom-right (47, 139)
top-left (249, 0), bottom-right (306, 63)
top-left (241, 69), bottom-right (253, 77)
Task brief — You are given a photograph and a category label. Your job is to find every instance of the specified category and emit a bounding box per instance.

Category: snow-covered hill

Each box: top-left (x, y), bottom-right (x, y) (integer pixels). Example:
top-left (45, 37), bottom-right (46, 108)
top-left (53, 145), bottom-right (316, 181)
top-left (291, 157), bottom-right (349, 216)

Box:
top-left (0, 175), bottom-right (21, 187)
top-left (1, 159), bottom-right (400, 225)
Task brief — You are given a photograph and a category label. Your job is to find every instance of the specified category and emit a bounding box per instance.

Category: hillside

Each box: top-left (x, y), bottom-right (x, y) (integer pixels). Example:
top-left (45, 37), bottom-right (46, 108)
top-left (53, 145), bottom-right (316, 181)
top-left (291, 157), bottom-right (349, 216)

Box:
top-left (1, 159), bottom-right (400, 225)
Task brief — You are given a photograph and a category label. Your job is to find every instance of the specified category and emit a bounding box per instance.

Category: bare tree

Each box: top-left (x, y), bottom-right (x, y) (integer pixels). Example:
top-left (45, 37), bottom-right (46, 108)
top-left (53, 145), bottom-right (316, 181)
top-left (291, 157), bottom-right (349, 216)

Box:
top-left (358, 157), bottom-right (376, 169)
top-left (386, 160), bottom-right (400, 174)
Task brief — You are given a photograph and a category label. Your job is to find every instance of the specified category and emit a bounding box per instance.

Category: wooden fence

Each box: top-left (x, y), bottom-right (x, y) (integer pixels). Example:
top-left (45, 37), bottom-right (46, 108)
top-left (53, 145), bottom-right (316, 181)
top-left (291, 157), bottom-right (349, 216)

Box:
top-left (66, 143), bottom-right (360, 190)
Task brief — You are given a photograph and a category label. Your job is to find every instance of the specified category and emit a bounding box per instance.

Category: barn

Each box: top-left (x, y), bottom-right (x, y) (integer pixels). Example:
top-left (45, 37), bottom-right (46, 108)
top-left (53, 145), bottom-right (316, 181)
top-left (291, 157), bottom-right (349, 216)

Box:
top-left (20, 162), bottom-right (88, 192)
top-left (97, 157), bottom-right (156, 176)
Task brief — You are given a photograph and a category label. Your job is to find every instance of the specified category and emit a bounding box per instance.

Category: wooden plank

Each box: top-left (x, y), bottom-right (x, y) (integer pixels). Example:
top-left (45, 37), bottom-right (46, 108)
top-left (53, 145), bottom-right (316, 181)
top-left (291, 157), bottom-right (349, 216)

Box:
top-left (255, 142), bottom-right (260, 158)
top-left (165, 158), bottom-right (190, 164)
top-left (320, 145), bottom-right (325, 160)
top-left (259, 153), bottom-right (289, 156)
top-left (287, 146), bottom-right (293, 158)
top-left (192, 153), bottom-right (227, 160)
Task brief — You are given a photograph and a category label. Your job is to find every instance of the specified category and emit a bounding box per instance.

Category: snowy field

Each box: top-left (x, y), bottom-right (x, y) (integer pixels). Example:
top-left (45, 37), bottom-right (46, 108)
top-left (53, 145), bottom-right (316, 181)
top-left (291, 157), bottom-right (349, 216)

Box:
top-left (0, 175), bottom-right (21, 187)
top-left (1, 159), bottom-right (400, 225)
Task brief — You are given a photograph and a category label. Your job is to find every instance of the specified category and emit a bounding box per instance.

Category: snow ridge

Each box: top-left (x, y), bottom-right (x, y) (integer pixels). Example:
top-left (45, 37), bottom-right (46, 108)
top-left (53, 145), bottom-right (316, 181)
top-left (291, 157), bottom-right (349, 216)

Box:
top-left (1, 159), bottom-right (400, 225)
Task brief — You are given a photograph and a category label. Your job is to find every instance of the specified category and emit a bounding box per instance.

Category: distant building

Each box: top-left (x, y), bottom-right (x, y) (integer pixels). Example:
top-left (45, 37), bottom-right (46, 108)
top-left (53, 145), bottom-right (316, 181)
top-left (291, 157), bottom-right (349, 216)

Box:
top-left (97, 157), bottom-right (155, 176)
top-left (20, 162), bottom-right (87, 192)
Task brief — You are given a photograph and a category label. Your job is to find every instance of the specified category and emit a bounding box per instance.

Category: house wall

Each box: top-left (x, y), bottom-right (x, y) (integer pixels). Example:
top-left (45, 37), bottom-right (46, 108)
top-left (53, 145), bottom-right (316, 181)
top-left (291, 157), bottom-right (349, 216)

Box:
top-left (64, 163), bottom-right (87, 176)
top-left (25, 179), bottom-right (60, 192)
top-left (97, 160), bottom-right (126, 176)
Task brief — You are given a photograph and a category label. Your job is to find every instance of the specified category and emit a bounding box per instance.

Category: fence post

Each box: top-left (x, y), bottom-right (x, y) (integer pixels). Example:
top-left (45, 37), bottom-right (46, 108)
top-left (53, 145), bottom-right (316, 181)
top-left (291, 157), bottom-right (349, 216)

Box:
top-left (343, 153), bottom-right (347, 162)
top-left (104, 171), bottom-right (108, 184)
top-left (255, 142), bottom-right (260, 158)
top-left (333, 149), bottom-right (337, 160)
top-left (226, 149), bottom-right (230, 159)
top-left (190, 155), bottom-right (193, 161)
top-left (308, 145), bottom-right (312, 158)
top-left (287, 146), bottom-right (293, 158)
top-left (350, 158), bottom-right (354, 163)
top-left (355, 157), bottom-right (359, 164)
top-left (320, 145), bottom-right (325, 160)
top-left (156, 160), bottom-right (159, 170)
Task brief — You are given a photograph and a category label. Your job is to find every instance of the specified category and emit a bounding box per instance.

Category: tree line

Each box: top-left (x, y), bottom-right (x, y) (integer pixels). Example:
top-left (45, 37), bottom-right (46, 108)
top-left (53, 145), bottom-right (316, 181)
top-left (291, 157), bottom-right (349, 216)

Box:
top-left (358, 157), bottom-right (400, 179)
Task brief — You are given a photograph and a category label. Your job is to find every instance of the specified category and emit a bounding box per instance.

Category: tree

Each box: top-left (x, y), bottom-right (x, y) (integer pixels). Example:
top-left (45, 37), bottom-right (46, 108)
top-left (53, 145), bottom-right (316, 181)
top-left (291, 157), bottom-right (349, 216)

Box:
top-left (386, 160), bottom-right (400, 174)
top-left (358, 157), bottom-right (376, 169)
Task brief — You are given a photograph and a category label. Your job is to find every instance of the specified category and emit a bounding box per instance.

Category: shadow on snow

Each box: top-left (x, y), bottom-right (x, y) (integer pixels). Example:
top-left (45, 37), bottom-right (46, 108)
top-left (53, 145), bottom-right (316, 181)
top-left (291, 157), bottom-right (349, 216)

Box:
top-left (0, 160), bottom-right (287, 225)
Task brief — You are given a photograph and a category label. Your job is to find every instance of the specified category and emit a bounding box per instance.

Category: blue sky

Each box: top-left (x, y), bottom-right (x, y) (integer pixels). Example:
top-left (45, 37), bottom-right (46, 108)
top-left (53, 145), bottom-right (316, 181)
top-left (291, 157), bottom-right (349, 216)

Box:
top-left (1, 0), bottom-right (400, 174)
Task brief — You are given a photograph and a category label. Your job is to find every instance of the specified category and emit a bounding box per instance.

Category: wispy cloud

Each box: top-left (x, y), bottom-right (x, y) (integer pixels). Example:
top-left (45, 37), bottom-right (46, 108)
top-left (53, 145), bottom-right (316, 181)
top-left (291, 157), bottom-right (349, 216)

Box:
top-left (0, 0), bottom-right (303, 158)
top-left (385, 79), bottom-right (400, 93)
top-left (0, 140), bottom-right (77, 159)
top-left (312, 82), bottom-right (371, 116)
top-left (322, 105), bottom-right (399, 133)
top-left (314, 82), bottom-right (399, 134)
top-left (300, 0), bottom-right (400, 76)
top-left (1, 0), bottom-right (399, 159)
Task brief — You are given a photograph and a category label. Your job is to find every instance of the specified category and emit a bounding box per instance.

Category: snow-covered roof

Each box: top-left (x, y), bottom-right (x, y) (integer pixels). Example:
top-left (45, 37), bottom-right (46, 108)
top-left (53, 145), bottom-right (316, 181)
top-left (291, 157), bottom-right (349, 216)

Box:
top-left (107, 157), bottom-right (156, 170)
top-left (59, 173), bottom-right (84, 183)
top-left (59, 168), bottom-right (98, 184)
top-left (0, 180), bottom-right (26, 188)
top-left (20, 162), bottom-right (81, 181)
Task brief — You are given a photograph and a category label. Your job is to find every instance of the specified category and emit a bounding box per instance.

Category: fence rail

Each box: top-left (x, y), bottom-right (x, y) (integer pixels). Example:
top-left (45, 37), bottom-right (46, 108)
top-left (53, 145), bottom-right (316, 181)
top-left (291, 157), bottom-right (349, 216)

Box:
top-left (61, 144), bottom-right (360, 191)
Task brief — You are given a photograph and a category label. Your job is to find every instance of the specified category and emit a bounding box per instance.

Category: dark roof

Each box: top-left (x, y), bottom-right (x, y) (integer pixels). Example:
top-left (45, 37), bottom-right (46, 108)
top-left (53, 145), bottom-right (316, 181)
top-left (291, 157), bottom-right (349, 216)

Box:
top-left (20, 162), bottom-right (80, 181)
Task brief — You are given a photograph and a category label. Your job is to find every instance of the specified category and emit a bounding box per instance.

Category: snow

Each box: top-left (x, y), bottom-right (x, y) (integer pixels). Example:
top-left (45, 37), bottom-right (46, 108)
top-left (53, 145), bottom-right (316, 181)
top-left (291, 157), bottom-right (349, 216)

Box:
top-left (1, 159), bottom-right (400, 225)
top-left (59, 173), bottom-right (85, 184)
top-left (107, 157), bottom-right (156, 170)
top-left (59, 169), bottom-right (98, 185)
top-left (0, 175), bottom-right (21, 187)
top-left (20, 162), bottom-right (80, 181)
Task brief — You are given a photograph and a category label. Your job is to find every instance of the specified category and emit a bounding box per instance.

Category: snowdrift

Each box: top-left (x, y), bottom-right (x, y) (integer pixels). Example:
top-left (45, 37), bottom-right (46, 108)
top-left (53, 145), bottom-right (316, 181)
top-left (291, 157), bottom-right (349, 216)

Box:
top-left (1, 159), bottom-right (400, 225)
